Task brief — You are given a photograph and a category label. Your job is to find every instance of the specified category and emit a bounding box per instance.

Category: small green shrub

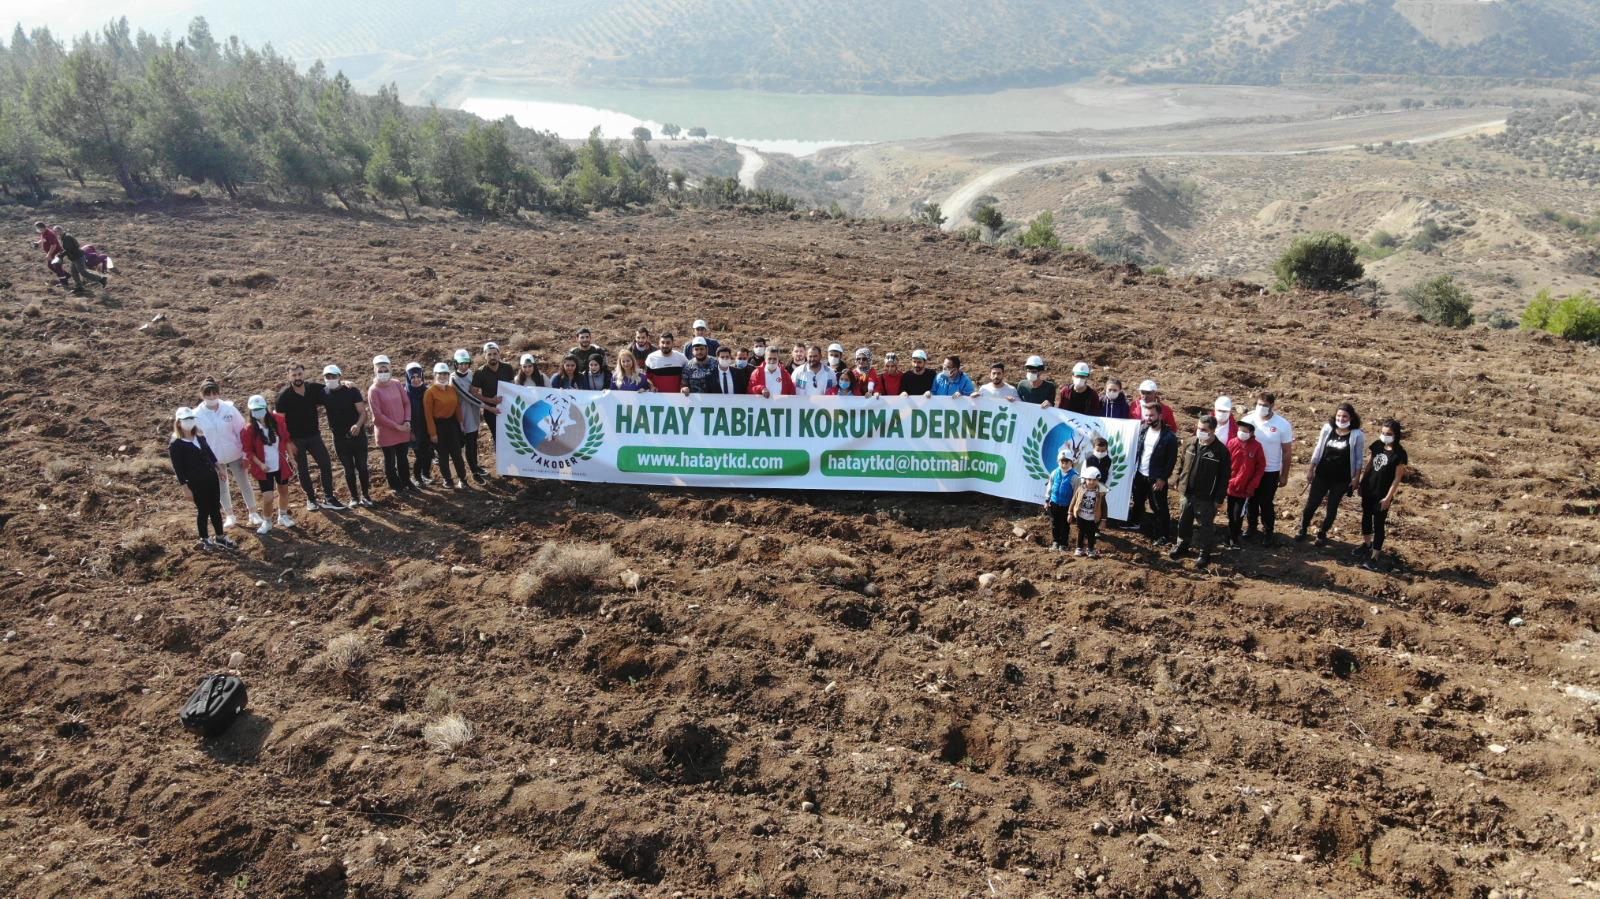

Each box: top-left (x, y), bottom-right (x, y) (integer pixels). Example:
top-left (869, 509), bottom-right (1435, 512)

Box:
top-left (1400, 274), bottom-right (1475, 328)
top-left (1522, 289), bottom-right (1600, 342)
top-left (1273, 232), bottom-right (1365, 292)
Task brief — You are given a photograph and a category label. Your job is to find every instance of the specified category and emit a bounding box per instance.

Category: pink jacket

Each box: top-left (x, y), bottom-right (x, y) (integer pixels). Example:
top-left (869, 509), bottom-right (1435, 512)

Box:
top-left (368, 379), bottom-right (412, 447)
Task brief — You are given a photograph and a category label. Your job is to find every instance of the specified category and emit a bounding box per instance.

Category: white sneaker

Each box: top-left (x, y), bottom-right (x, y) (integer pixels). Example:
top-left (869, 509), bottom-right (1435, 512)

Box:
top-left (306, 500), bottom-right (318, 512)
top-left (418, 476), bottom-right (433, 487)
top-left (256, 519), bottom-right (271, 535)
top-left (277, 512), bottom-right (295, 528)
top-left (223, 514), bottom-right (237, 529)
top-left (1073, 547), bottom-right (1084, 557)
top-left (247, 512), bottom-right (264, 527)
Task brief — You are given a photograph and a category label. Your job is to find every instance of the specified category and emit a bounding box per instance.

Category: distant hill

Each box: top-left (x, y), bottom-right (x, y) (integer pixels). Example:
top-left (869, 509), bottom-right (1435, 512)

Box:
top-left (119, 0), bottom-right (1600, 94)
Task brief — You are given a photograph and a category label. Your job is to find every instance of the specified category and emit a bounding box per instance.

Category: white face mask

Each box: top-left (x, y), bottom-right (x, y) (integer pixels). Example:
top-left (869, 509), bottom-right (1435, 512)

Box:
top-left (324, 377), bottom-right (339, 388)
top-left (1214, 409), bottom-right (1229, 420)
top-left (179, 419), bottom-right (196, 431)
top-left (767, 360), bottom-right (780, 372)
top-left (1073, 377), bottom-right (1087, 388)
top-left (1197, 430), bottom-right (1214, 443)
top-left (1256, 405), bottom-right (1272, 419)
top-left (1335, 416), bottom-right (1351, 429)
top-left (1240, 431), bottom-right (1253, 442)
top-left (376, 371), bottom-right (391, 382)
top-left (203, 398), bottom-right (220, 410)
top-left (1106, 389), bottom-right (1121, 399)
top-left (1380, 433), bottom-right (1395, 444)
top-left (435, 375), bottom-right (450, 385)
top-left (718, 358), bottom-right (731, 369)
top-left (251, 408), bottom-right (266, 419)
top-left (1025, 371), bottom-right (1040, 383)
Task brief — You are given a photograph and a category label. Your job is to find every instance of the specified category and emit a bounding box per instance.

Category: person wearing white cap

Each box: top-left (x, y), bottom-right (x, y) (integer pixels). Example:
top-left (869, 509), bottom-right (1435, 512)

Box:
top-left (849, 348), bottom-right (879, 397)
top-left (322, 363), bottom-right (375, 506)
top-left (404, 362), bottom-right (435, 487)
top-left (792, 345), bottom-right (838, 397)
top-left (425, 362), bottom-right (469, 489)
top-left (978, 361), bottom-right (1018, 402)
top-left (1069, 465), bottom-right (1107, 557)
top-left (1212, 396), bottom-right (1237, 444)
top-left (1240, 391), bottom-right (1295, 544)
top-left (450, 349), bottom-right (489, 483)
top-left (684, 320), bottom-right (720, 358)
top-left (1043, 448), bottom-right (1080, 551)
top-left (168, 406), bottom-right (236, 550)
top-left (1017, 356), bottom-right (1057, 406)
top-left (514, 353), bottom-right (546, 388)
top-left (681, 336), bottom-right (720, 394)
top-left (471, 342), bottom-right (515, 449)
top-left (569, 327), bottom-right (607, 372)
top-left (826, 343), bottom-right (846, 370)
top-left (241, 394), bottom-right (297, 534)
top-left (275, 363), bottom-right (344, 511)
top-left (900, 349), bottom-right (935, 396)
top-left (1058, 362), bottom-right (1100, 415)
top-left (1129, 379), bottom-right (1178, 431)
top-left (194, 378), bottom-right (260, 529)
top-left (369, 355), bottom-right (413, 497)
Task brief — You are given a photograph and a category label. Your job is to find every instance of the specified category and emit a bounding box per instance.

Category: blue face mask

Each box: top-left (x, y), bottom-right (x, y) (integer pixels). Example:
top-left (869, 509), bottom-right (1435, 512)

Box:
top-left (840, 380), bottom-right (852, 391)
top-left (251, 408), bottom-right (266, 419)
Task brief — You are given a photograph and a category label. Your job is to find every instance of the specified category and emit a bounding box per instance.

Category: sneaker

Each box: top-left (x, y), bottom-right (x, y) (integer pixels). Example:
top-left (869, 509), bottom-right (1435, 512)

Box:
top-left (358, 496), bottom-right (375, 507)
top-left (1314, 534), bottom-right (1328, 548)
top-left (1361, 557), bottom-right (1382, 572)
top-left (1152, 537), bottom-right (1172, 547)
top-left (247, 512), bottom-right (264, 527)
top-left (223, 514), bottom-right (237, 529)
top-left (418, 476), bottom-right (433, 487)
top-left (256, 519), bottom-right (271, 535)
top-left (453, 481), bottom-right (465, 490)
top-left (319, 497), bottom-right (347, 511)
top-left (217, 536), bottom-right (239, 550)
top-left (1350, 544), bottom-right (1370, 558)
top-left (1225, 538), bottom-right (1242, 550)
top-left (1087, 549), bottom-right (1101, 559)
top-left (197, 538), bottom-right (216, 551)
top-left (1050, 543), bottom-right (1062, 552)
top-left (1072, 547), bottom-right (1083, 557)
top-left (1167, 543), bottom-right (1191, 560)
top-left (277, 512), bottom-right (295, 528)
top-left (473, 468), bottom-right (490, 479)
top-left (305, 500), bottom-right (319, 513)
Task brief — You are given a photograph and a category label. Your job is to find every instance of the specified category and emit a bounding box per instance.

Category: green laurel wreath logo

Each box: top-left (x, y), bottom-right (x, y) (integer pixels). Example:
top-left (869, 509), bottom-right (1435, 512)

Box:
top-left (574, 403), bottom-right (603, 461)
top-left (506, 397), bottom-right (536, 457)
top-left (1107, 431), bottom-right (1130, 488)
top-left (1023, 419), bottom-right (1050, 481)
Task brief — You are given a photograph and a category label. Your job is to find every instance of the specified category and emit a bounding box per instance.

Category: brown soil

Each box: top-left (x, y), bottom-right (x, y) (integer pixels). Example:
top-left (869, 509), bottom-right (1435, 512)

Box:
top-left (2, 203), bottom-right (1599, 898)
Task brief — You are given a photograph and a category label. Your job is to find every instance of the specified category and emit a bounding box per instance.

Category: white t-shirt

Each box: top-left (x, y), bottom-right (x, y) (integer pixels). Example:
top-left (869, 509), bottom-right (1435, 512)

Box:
top-left (262, 438), bottom-right (280, 474)
top-left (194, 400), bottom-right (246, 464)
top-left (792, 364), bottom-right (837, 397)
top-left (1139, 425), bottom-right (1161, 476)
top-left (1214, 415), bottom-right (1236, 445)
top-left (1242, 411), bottom-right (1295, 472)
top-left (978, 381), bottom-right (1019, 401)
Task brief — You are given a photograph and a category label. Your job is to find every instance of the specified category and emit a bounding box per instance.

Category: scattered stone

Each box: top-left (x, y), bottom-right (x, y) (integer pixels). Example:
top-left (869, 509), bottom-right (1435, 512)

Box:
top-left (1509, 617), bottom-right (1525, 628)
top-left (450, 565), bottom-right (469, 575)
top-left (1135, 833), bottom-right (1170, 849)
top-left (2, 630), bottom-right (15, 642)
top-left (620, 569), bottom-right (643, 590)
top-left (228, 651), bottom-right (245, 669)
top-left (254, 580), bottom-right (267, 588)
top-left (977, 572), bottom-right (998, 590)
top-left (823, 681), bottom-right (838, 694)
top-left (1011, 525), bottom-right (1027, 538)
top-left (863, 582), bottom-right (880, 597)
top-left (1489, 744), bottom-right (1508, 754)
top-left (800, 801), bottom-right (815, 813)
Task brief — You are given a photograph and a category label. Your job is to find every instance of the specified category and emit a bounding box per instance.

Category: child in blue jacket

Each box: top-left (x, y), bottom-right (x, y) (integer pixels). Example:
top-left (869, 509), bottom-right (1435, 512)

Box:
top-left (1044, 450), bottom-right (1080, 551)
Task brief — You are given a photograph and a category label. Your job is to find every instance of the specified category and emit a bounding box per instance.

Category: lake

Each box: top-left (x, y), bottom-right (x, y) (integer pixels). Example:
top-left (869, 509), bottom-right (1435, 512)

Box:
top-left (459, 83), bottom-right (1326, 157)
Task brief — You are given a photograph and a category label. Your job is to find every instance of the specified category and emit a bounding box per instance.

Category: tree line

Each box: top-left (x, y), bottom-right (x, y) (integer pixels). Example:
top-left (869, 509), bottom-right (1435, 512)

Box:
top-left (0, 17), bottom-right (799, 218)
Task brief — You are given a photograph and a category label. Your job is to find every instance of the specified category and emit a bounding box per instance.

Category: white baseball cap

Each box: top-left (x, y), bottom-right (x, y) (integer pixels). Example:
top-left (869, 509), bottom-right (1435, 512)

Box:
top-left (405, 362), bottom-right (423, 373)
top-left (1215, 396), bottom-right (1234, 412)
top-left (1138, 379), bottom-right (1159, 393)
top-left (1084, 467), bottom-right (1102, 481)
top-left (828, 343), bottom-right (844, 355)
top-left (247, 394), bottom-right (268, 411)
top-left (520, 353), bottom-right (536, 366)
top-left (453, 349), bottom-right (472, 364)
top-left (432, 362), bottom-right (451, 374)
top-left (1025, 355), bottom-right (1045, 368)
top-left (690, 336), bottom-right (708, 347)
top-left (1057, 449), bottom-right (1073, 461)
top-left (693, 319), bottom-right (709, 330)
top-left (174, 406), bottom-right (196, 420)
top-left (483, 341), bottom-right (500, 352)
top-left (372, 354), bottom-right (391, 366)
top-left (1072, 362), bottom-right (1092, 377)
top-left (322, 364), bottom-right (342, 377)
top-left (911, 349), bottom-right (929, 361)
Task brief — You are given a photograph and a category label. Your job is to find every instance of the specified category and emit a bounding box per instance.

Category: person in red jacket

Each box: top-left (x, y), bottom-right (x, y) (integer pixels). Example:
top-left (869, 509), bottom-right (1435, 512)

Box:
top-left (878, 352), bottom-right (905, 396)
top-left (34, 221), bottom-right (68, 287)
top-left (241, 394), bottom-right (298, 536)
top-left (1225, 419), bottom-right (1266, 549)
top-left (1129, 379), bottom-right (1179, 431)
top-left (849, 348), bottom-right (880, 396)
top-left (749, 352), bottom-right (796, 397)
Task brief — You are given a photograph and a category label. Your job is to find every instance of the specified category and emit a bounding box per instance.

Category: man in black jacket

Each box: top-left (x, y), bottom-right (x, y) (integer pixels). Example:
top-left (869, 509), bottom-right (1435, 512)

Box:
top-left (1169, 414), bottom-right (1234, 567)
top-left (1128, 403), bottom-right (1179, 543)
top-left (58, 227), bottom-right (108, 291)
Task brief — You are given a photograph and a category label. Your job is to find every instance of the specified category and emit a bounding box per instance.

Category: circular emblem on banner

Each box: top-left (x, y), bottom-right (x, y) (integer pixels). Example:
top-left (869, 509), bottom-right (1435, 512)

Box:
top-left (506, 393), bottom-right (603, 470)
top-left (1025, 420), bottom-right (1078, 481)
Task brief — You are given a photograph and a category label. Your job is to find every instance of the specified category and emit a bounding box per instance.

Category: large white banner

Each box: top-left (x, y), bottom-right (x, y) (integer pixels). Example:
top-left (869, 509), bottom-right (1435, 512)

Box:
top-left (494, 385), bottom-right (1140, 516)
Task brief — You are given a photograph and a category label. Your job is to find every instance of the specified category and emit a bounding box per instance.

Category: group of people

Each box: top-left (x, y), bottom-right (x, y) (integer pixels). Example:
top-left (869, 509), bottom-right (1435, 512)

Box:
top-left (166, 320), bottom-right (1411, 573)
top-left (32, 220), bottom-right (112, 292)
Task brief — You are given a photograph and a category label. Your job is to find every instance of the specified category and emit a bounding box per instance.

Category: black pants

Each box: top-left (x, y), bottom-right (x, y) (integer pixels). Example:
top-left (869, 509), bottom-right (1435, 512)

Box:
top-left (1132, 473), bottom-right (1170, 541)
top-left (482, 411), bottom-right (496, 445)
top-left (380, 443), bottom-right (409, 492)
top-left (333, 433), bottom-right (371, 500)
top-left (1227, 496), bottom-right (1248, 540)
top-left (1301, 472), bottom-right (1349, 537)
top-left (1076, 518), bottom-right (1098, 551)
top-left (190, 476), bottom-right (223, 539)
top-left (463, 429), bottom-right (483, 475)
top-left (1361, 493), bottom-right (1390, 550)
top-left (1177, 496), bottom-right (1220, 555)
top-left (293, 433), bottom-right (336, 501)
top-left (1049, 505), bottom-right (1073, 546)
top-left (1247, 475), bottom-right (1280, 536)
top-left (411, 434), bottom-right (434, 481)
top-left (434, 418), bottom-right (468, 484)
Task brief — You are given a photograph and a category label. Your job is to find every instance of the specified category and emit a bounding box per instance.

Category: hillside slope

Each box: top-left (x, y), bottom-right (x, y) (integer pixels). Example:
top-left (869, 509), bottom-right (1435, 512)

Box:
top-left (1, 205), bottom-right (1598, 897)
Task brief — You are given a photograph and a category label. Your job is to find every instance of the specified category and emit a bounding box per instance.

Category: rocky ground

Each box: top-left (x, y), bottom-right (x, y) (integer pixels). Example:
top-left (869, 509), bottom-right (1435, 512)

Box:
top-left (1, 201), bottom-right (1598, 898)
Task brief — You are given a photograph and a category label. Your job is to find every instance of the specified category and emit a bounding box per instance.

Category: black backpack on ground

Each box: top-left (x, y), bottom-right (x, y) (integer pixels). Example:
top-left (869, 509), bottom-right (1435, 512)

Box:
top-left (179, 674), bottom-right (248, 737)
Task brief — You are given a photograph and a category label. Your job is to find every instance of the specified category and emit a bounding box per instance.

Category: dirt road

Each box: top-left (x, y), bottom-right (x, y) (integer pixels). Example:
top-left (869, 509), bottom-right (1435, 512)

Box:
top-left (736, 144), bottom-right (766, 189)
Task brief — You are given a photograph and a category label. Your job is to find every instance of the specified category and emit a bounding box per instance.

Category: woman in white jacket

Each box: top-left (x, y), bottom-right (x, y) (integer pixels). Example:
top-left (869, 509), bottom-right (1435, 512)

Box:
top-left (193, 379), bottom-right (261, 529)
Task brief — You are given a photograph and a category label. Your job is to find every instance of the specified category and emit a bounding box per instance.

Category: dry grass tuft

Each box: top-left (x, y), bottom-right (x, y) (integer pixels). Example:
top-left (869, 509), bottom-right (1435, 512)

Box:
top-left (310, 559), bottom-right (358, 583)
top-left (100, 456), bottom-right (169, 481)
top-left (511, 542), bottom-right (617, 604)
top-left (507, 331), bottom-right (538, 352)
top-left (423, 686), bottom-right (456, 714)
top-left (783, 544), bottom-right (859, 571)
top-left (423, 713), bottom-right (474, 753)
top-left (117, 527), bottom-right (164, 561)
top-left (43, 458), bottom-right (78, 483)
top-left (322, 633), bottom-right (370, 673)
top-left (48, 340), bottom-right (84, 356)
top-left (391, 560), bottom-right (448, 594)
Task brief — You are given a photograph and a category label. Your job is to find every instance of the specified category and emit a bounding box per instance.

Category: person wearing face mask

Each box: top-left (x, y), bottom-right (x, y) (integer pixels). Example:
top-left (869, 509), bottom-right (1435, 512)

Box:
top-left (1240, 391), bottom-right (1295, 544)
top-left (471, 342), bottom-right (515, 444)
top-left (681, 337), bottom-right (720, 395)
top-left (848, 348), bottom-right (879, 397)
top-left (514, 353), bottom-right (546, 388)
top-left (1099, 378), bottom-right (1132, 419)
top-left (645, 332), bottom-right (688, 394)
top-left (793, 345), bottom-right (839, 397)
top-left (1225, 419), bottom-right (1266, 549)
top-left (1297, 402), bottom-right (1365, 547)
top-left (193, 379), bottom-right (260, 530)
top-left (1129, 380), bottom-right (1179, 431)
top-left (241, 394), bottom-right (297, 534)
top-left (826, 342), bottom-right (846, 371)
top-left (751, 338), bottom-right (769, 364)
top-left (424, 362), bottom-right (469, 489)
top-left (613, 352), bottom-right (652, 392)
top-left (1356, 420), bottom-right (1409, 571)
top-left (449, 349), bottom-right (490, 483)
top-left (978, 362), bottom-right (1019, 401)
top-left (900, 349), bottom-right (935, 396)
top-left (712, 346), bottom-right (745, 395)
top-left (827, 362), bottom-right (857, 397)
top-left (404, 362), bottom-right (435, 488)
top-left (749, 349), bottom-right (796, 397)
top-left (1058, 362), bottom-right (1100, 415)
top-left (1212, 396), bottom-right (1237, 444)
top-left (1127, 402), bottom-right (1178, 543)
top-left (276, 362), bottom-right (344, 511)
top-left (732, 347), bottom-right (755, 394)
top-left (368, 355), bottom-right (413, 498)
top-left (931, 356), bottom-right (975, 398)
top-left (168, 406), bottom-right (237, 550)
top-left (1168, 414), bottom-right (1233, 567)
top-left (321, 363), bottom-right (375, 507)
top-left (1017, 356), bottom-right (1057, 406)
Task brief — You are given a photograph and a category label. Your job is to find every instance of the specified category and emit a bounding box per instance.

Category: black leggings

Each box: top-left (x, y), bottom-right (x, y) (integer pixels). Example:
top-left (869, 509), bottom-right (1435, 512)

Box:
top-left (1361, 493), bottom-right (1390, 550)
top-left (190, 476), bottom-right (223, 540)
top-left (1248, 475), bottom-right (1280, 536)
top-left (1227, 496), bottom-right (1248, 540)
top-left (1301, 472), bottom-right (1350, 536)
top-left (380, 443), bottom-right (409, 491)
top-left (434, 419), bottom-right (468, 484)
top-left (293, 433), bottom-right (336, 501)
top-left (463, 430), bottom-right (482, 474)
top-left (411, 433), bottom-right (434, 481)
top-left (333, 433), bottom-right (371, 499)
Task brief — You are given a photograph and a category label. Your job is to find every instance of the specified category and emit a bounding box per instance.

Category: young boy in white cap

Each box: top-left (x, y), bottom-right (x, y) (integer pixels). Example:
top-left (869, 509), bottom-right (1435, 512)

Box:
top-left (1043, 450), bottom-right (1080, 551)
top-left (1069, 466), bottom-right (1107, 557)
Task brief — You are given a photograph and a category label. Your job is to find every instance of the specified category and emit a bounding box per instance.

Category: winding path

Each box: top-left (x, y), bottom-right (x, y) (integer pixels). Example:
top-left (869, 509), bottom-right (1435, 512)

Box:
top-left (938, 119), bottom-right (1504, 230)
top-left (736, 145), bottom-right (766, 190)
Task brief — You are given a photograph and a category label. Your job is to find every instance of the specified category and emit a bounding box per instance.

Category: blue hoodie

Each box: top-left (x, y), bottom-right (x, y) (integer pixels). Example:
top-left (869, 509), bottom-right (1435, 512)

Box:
top-left (932, 370), bottom-right (975, 396)
top-left (1046, 466), bottom-right (1080, 505)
